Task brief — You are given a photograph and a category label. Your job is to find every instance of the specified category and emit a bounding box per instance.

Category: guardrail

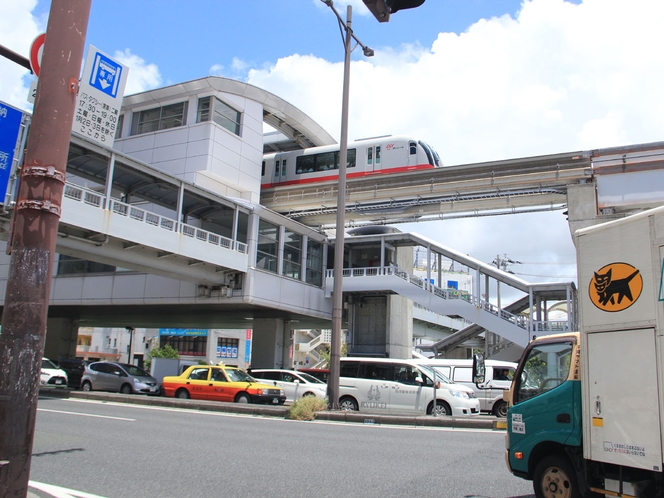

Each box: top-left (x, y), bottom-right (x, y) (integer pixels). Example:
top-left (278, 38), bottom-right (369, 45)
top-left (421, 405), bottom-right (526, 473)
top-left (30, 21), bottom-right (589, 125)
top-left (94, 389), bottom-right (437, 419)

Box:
top-left (328, 265), bottom-right (540, 331)
top-left (63, 183), bottom-right (248, 254)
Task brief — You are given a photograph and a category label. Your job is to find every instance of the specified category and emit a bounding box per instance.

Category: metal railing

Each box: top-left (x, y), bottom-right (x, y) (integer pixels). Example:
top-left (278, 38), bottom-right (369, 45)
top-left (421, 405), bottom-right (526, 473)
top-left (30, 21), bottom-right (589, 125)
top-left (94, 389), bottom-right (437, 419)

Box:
top-left (63, 183), bottom-right (247, 254)
top-left (329, 265), bottom-right (531, 330)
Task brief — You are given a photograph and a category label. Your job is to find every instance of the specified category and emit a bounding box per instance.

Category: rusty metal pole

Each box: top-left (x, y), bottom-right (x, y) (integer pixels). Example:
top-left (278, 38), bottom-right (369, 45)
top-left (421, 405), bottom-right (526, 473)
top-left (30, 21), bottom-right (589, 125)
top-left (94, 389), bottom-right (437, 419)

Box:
top-left (0, 1), bottom-right (90, 496)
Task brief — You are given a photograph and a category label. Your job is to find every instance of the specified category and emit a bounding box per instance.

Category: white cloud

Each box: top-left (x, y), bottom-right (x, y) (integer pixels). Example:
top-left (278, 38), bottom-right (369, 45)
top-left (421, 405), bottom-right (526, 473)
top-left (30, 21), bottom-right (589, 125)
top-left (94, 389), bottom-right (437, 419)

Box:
top-left (112, 49), bottom-right (162, 95)
top-left (0, 0), bottom-right (44, 111)
top-left (251, 0), bottom-right (664, 162)
top-left (247, 0), bottom-right (664, 291)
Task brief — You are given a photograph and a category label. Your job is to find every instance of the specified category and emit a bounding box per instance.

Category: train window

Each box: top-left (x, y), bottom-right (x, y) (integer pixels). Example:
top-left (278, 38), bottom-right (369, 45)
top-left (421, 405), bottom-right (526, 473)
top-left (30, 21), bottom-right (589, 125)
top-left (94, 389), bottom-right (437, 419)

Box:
top-left (261, 161), bottom-right (265, 177)
top-left (275, 160), bottom-right (280, 176)
top-left (347, 149), bottom-right (356, 168)
top-left (282, 159), bottom-right (287, 176)
top-left (409, 141), bottom-right (417, 155)
top-left (296, 155), bottom-right (315, 174)
top-left (367, 147), bottom-right (373, 165)
top-left (375, 146), bottom-right (381, 164)
top-left (317, 152), bottom-right (335, 171)
top-left (295, 148), bottom-right (357, 175)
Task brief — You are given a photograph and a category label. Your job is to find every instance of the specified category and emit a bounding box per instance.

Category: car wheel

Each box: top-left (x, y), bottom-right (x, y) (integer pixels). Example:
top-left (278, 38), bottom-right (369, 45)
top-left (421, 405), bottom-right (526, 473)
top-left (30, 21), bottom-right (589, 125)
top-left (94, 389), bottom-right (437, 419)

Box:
top-left (81, 381), bottom-right (92, 392)
top-left (428, 400), bottom-right (452, 416)
top-left (120, 384), bottom-right (133, 395)
top-left (175, 388), bottom-right (190, 399)
top-left (533, 455), bottom-right (580, 498)
top-left (302, 392), bottom-right (316, 398)
top-left (493, 400), bottom-right (508, 418)
top-left (236, 393), bottom-right (251, 404)
top-left (339, 396), bottom-right (358, 411)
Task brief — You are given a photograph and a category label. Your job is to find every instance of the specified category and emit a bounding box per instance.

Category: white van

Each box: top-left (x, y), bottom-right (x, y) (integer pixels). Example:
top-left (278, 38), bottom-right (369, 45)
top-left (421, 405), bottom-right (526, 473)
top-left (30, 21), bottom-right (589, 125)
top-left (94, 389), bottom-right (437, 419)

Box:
top-left (338, 357), bottom-right (480, 417)
top-left (413, 359), bottom-right (516, 417)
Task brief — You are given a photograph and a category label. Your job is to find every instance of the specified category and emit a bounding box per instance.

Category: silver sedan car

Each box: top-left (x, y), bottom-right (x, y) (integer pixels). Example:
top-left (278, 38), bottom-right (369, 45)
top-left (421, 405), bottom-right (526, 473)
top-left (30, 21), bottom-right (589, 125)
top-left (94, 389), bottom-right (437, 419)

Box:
top-left (81, 362), bottom-right (161, 395)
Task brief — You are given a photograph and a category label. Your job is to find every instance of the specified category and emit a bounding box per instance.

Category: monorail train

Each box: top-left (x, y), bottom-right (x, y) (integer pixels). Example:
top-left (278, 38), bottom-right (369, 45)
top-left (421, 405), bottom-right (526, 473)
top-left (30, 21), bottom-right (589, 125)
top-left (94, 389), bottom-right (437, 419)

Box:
top-left (261, 135), bottom-right (442, 188)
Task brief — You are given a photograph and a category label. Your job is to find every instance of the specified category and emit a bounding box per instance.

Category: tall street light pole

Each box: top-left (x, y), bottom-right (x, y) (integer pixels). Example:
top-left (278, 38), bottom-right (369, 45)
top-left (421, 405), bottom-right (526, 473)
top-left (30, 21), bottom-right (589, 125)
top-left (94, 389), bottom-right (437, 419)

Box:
top-left (321, 1), bottom-right (373, 409)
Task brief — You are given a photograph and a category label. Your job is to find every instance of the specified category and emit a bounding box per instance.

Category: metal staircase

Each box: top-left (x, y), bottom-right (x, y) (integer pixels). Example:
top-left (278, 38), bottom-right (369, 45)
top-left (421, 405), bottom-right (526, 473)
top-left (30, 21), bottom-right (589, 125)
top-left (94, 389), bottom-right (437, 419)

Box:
top-left (326, 266), bottom-right (575, 350)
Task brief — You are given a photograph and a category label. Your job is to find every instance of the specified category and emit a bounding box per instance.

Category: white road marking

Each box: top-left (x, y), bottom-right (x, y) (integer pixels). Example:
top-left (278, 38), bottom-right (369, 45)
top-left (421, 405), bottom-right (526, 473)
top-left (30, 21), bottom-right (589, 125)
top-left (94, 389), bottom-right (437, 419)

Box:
top-left (29, 481), bottom-right (107, 498)
top-left (37, 408), bottom-right (135, 421)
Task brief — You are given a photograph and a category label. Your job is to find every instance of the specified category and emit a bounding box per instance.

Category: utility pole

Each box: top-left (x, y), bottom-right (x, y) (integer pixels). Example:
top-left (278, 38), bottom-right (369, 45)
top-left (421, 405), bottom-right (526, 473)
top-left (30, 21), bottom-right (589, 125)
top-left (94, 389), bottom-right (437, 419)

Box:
top-left (321, 0), bottom-right (373, 410)
top-left (0, 2), bottom-right (91, 495)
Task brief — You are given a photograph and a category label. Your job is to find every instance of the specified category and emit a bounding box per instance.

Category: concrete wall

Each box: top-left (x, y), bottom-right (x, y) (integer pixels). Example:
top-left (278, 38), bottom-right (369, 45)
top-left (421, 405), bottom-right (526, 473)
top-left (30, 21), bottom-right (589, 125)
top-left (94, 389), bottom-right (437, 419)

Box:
top-left (115, 91), bottom-right (264, 204)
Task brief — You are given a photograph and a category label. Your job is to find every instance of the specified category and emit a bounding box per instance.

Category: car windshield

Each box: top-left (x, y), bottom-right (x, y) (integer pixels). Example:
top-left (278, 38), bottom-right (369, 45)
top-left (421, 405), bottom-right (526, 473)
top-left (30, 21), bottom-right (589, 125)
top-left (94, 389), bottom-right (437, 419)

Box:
top-left (42, 359), bottom-right (58, 369)
top-left (297, 372), bottom-right (325, 384)
top-left (429, 366), bottom-right (453, 384)
top-left (419, 365), bottom-right (450, 384)
top-left (123, 365), bottom-right (150, 377)
top-left (225, 368), bottom-right (254, 382)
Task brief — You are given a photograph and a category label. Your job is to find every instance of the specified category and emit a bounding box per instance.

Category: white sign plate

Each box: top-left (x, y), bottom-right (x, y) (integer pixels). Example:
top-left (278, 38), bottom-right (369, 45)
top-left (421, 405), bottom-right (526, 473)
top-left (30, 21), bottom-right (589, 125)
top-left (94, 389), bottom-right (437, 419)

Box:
top-left (74, 45), bottom-right (128, 148)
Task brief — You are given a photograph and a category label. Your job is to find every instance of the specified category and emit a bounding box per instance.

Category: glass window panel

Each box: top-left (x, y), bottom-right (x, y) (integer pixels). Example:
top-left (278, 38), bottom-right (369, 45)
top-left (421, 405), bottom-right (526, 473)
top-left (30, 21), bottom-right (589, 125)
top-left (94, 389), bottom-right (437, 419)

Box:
top-left (159, 102), bottom-right (186, 130)
top-left (316, 152), bottom-right (335, 172)
top-left (296, 155), bottom-right (315, 174)
top-left (213, 98), bottom-right (241, 135)
top-left (347, 148), bottom-right (356, 168)
top-left (197, 97), bottom-right (211, 123)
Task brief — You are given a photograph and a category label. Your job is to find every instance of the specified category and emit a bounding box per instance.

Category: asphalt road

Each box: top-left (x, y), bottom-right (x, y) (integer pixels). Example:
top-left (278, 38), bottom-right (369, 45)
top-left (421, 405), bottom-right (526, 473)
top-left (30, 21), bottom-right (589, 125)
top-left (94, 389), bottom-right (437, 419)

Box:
top-left (28, 393), bottom-right (536, 498)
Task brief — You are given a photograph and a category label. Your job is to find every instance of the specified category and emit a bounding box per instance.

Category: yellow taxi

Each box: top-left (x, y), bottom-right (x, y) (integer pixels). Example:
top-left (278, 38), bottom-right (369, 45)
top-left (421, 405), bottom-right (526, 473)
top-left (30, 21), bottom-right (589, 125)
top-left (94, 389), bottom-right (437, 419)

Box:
top-left (162, 364), bottom-right (286, 405)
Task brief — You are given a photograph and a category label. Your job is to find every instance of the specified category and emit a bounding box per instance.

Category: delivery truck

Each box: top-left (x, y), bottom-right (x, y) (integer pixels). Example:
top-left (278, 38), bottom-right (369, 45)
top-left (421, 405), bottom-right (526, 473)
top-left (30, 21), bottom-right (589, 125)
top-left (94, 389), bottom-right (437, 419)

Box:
top-left (488, 205), bottom-right (664, 497)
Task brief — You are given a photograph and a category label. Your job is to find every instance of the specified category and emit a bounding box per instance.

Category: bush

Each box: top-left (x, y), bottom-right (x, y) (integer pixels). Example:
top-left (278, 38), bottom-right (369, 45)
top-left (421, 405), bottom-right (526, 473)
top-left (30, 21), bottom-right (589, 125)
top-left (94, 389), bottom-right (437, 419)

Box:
top-left (288, 396), bottom-right (328, 421)
top-left (144, 344), bottom-right (179, 370)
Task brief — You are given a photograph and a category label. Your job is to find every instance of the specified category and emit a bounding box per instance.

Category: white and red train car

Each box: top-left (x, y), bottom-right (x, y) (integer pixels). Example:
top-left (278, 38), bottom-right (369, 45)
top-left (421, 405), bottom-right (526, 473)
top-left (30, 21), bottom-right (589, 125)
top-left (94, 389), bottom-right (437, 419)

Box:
top-left (261, 135), bottom-right (442, 188)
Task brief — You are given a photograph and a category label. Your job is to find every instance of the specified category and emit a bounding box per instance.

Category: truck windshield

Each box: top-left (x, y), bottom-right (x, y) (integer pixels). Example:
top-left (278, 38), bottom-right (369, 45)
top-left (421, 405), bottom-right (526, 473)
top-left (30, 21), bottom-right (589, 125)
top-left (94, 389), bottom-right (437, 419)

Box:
top-left (514, 340), bottom-right (574, 404)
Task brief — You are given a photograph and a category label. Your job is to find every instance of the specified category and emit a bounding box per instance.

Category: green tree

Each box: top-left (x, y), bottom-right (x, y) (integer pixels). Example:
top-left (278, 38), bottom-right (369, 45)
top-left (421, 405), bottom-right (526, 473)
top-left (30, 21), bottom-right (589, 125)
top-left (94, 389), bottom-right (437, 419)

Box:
top-left (318, 341), bottom-right (348, 368)
top-left (145, 344), bottom-right (179, 370)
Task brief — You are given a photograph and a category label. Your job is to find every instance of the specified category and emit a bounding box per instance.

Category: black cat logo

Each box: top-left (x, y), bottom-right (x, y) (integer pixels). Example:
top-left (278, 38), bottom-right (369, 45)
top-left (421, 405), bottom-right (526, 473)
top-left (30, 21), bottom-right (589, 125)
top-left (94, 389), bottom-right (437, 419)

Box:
top-left (589, 262), bottom-right (643, 312)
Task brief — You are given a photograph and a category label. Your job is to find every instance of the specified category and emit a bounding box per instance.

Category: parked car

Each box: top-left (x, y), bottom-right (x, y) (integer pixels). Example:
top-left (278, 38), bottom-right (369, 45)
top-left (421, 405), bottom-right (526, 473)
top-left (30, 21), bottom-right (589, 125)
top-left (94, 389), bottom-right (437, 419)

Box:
top-left (413, 359), bottom-right (517, 417)
top-left (81, 362), bottom-right (161, 395)
top-left (250, 369), bottom-right (327, 402)
top-left (57, 358), bottom-right (90, 388)
top-left (296, 368), bottom-right (329, 383)
top-left (162, 364), bottom-right (286, 405)
top-left (337, 357), bottom-right (480, 416)
top-left (40, 358), bottom-right (68, 388)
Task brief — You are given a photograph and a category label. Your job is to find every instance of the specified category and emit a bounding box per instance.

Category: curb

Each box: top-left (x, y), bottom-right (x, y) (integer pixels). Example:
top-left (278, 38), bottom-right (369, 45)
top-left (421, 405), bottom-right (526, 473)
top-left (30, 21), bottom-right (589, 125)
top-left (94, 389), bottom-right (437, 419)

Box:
top-left (39, 388), bottom-right (504, 429)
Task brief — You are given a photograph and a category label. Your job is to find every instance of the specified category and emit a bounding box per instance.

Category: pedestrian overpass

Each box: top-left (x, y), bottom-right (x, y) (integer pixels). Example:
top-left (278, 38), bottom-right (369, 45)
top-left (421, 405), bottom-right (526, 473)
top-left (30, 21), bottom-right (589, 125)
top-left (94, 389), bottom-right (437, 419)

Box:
top-left (2, 75), bottom-right (663, 363)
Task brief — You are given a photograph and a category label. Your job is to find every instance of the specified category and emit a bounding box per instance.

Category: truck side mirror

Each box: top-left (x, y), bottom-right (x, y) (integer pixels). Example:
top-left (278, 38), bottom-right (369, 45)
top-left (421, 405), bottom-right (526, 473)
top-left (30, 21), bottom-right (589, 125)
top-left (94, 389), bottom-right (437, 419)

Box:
top-left (472, 353), bottom-right (486, 385)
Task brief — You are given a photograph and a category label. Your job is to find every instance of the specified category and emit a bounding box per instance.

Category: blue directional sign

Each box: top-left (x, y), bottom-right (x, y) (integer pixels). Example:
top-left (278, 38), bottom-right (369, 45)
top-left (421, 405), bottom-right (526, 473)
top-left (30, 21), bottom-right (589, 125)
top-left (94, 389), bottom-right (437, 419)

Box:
top-left (0, 102), bottom-right (23, 202)
top-left (89, 51), bottom-right (124, 98)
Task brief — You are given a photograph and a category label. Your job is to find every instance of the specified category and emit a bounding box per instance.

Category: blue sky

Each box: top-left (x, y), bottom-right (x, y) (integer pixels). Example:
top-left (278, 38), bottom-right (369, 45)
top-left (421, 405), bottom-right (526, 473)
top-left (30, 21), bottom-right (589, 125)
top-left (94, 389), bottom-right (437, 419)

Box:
top-left (30, 1), bottom-right (574, 83)
top-left (2, 0), bottom-right (663, 289)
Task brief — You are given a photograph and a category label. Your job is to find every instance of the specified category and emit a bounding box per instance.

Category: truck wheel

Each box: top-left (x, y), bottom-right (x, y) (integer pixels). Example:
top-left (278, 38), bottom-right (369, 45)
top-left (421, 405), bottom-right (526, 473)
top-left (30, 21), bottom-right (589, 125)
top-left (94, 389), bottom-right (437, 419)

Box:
top-left (533, 455), bottom-right (580, 498)
top-left (493, 400), bottom-right (508, 418)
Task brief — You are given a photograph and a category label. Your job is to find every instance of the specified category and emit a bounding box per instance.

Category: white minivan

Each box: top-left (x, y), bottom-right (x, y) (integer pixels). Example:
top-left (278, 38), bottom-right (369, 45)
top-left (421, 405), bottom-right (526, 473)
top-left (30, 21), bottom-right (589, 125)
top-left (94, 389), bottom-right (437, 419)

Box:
top-left (338, 357), bottom-right (480, 417)
top-left (413, 359), bottom-right (516, 417)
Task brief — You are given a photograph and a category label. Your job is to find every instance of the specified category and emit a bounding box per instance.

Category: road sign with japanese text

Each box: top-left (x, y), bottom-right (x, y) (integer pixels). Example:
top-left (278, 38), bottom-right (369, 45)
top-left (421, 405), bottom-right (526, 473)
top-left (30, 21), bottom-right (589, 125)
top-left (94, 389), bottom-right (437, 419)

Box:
top-left (0, 102), bottom-right (24, 203)
top-left (74, 46), bottom-right (128, 148)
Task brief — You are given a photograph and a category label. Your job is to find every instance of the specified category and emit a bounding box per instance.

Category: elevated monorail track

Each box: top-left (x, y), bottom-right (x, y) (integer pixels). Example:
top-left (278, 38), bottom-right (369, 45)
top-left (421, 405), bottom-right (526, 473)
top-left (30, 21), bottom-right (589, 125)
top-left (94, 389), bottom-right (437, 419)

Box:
top-left (261, 149), bottom-right (592, 229)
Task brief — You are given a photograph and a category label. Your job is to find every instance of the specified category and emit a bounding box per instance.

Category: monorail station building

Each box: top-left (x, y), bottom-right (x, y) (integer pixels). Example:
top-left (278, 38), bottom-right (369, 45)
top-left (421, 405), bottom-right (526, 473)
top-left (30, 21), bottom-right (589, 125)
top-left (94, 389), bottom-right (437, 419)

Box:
top-left (0, 76), bottom-right (574, 369)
